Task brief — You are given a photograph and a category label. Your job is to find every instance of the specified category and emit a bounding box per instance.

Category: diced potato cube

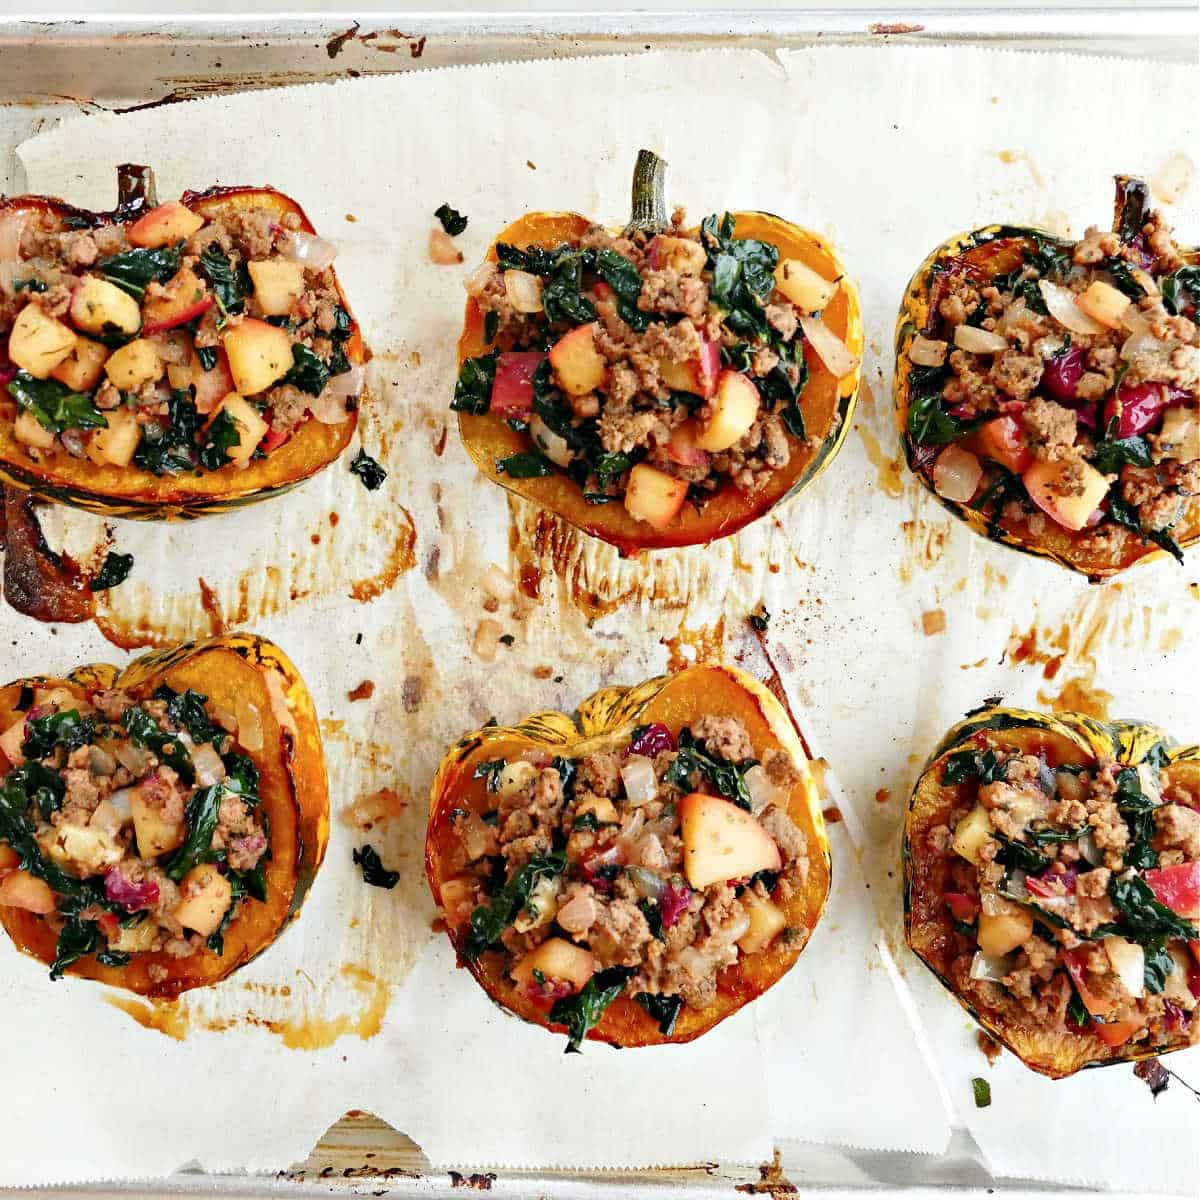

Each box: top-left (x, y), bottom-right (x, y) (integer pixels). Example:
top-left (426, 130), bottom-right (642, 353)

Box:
top-left (8, 304), bottom-right (78, 379)
top-left (1159, 406), bottom-right (1200, 463)
top-left (774, 258), bottom-right (838, 313)
top-left (130, 787), bottom-right (186, 857)
top-left (951, 804), bottom-right (993, 864)
top-left (104, 338), bottom-right (163, 391)
top-left (110, 920), bottom-right (159, 955)
top-left (737, 890), bottom-right (788, 954)
top-left (50, 336), bottom-right (109, 392)
top-left (173, 864), bottom-right (233, 937)
top-left (87, 408), bottom-right (140, 468)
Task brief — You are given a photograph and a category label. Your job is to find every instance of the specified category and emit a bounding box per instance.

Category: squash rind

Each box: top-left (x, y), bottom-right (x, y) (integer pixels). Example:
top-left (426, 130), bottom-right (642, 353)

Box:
top-left (0, 632), bottom-right (329, 997)
top-left (426, 664), bottom-right (832, 1046)
top-left (457, 210), bottom-right (863, 555)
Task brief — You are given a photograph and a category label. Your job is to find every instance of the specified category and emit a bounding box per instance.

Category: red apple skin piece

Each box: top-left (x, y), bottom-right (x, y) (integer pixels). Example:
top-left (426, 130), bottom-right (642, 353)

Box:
top-left (623, 463), bottom-right (689, 530)
top-left (0, 870), bottom-right (56, 915)
top-left (127, 201), bottom-right (205, 249)
top-left (548, 323), bottom-right (606, 396)
top-left (679, 791), bottom-right (782, 890)
top-left (660, 335), bottom-right (721, 400)
top-left (666, 422), bottom-right (710, 469)
top-left (490, 351), bottom-right (546, 420)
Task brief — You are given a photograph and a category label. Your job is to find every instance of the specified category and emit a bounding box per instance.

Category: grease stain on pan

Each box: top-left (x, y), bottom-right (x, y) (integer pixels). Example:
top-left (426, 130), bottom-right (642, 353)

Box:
top-left (856, 424), bottom-right (905, 500)
top-left (661, 616), bottom-right (727, 672)
top-left (898, 517), bottom-right (950, 582)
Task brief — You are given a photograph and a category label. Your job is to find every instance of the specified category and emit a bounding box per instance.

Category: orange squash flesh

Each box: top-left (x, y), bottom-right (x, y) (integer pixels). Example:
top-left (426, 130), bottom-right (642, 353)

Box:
top-left (426, 665), bottom-right (832, 1047)
top-left (905, 706), bottom-right (1200, 1078)
top-left (457, 191), bottom-right (863, 555)
top-left (894, 176), bottom-right (1200, 580)
top-left (0, 180), bottom-right (364, 520)
top-left (0, 633), bottom-right (329, 998)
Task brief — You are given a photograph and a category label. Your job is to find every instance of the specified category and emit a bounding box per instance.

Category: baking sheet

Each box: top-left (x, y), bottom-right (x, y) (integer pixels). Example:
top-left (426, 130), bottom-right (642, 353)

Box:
top-left (5, 39), bottom-right (1200, 1193)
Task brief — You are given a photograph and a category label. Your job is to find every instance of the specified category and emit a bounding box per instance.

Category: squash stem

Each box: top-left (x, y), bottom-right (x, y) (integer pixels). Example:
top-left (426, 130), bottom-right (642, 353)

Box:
top-left (1112, 174), bottom-right (1149, 245)
top-left (626, 149), bottom-right (667, 236)
top-left (117, 163), bottom-right (158, 212)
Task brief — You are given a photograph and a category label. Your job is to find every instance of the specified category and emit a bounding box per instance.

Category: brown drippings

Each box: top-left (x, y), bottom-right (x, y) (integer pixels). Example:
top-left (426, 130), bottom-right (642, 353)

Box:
top-left (1039, 676), bottom-right (1112, 721)
top-left (898, 519), bottom-right (949, 582)
top-left (348, 680), bottom-right (375, 702)
top-left (661, 617), bottom-right (726, 672)
top-left (343, 787), bottom-right (406, 832)
top-left (977, 1030), bottom-right (1002, 1065)
top-left (105, 994), bottom-right (191, 1040)
top-left (197, 576), bottom-right (225, 635)
top-left (875, 788), bottom-right (891, 804)
top-left (857, 425), bottom-right (904, 499)
top-left (1, 488), bottom-right (94, 623)
top-left (448, 1172), bottom-right (497, 1191)
top-left (349, 506), bottom-right (416, 602)
top-left (1006, 622), bottom-right (1070, 681)
top-left (868, 21), bottom-right (924, 35)
top-left (270, 965), bottom-right (390, 1050)
top-left (921, 609), bottom-right (946, 636)
top-left (433, 425), bottom-right (448, 457)
top-left (821, 806), bottom-right (843, 824)
top-left (995, 148), bottom-right (1044, 189)
top-left (94, 612), bottom-right (172, 651)
top-left (736, 1150), bottom-right (797, 1195)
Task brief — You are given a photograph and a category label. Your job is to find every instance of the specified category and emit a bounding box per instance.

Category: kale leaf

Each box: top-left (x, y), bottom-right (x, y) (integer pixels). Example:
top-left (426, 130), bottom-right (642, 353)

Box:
top-left (472, 759), bottom-right (506, 791)
top-left (50, 916), bottom-right (101, 981)
top-left (905, 365), bottom-right (981, 446)
top-left (7, 373), bottom-right (107, 434)
top-left (350, 448), bottom-right (388, 491)
top-left (942, 747), bottom-right (1009, 786)
top-left (3, 762), bottom-right (66, 822)
top-left (596, 249), bottom-right (649, 332)
top-left (91, 552), bottom-right (134, 592)
top-left (121, 705), bottom-right (195, 783)
top-left (161, 786), bottom-right (224, 881)
top-left (152, 686), bottom-right (224, 746)
top-left (1091, 433), bottom-right (1153, 475)
top-left (434, 203), bottom-right (468, 236)
top-left (497, 450), bottom-right (555, 478)
top-left (98, 243), bottom-right (183, 300)
top-left (549, 965), bottom-right (635, 1053)
top-left (700, 213), bottom-right (778, 339)
top-left (993, 834), bottom-right (1051, 874)
top-left (464, 852), bottom-right (565, 958)
top-left (1108, 874), bottom-right (1198, 944)
top-left (353, 845), bottom-right (400, 890)
top-left (1162, 266), bottom-right (1200, 316)
top-left (23, 709), bottom-right (95, 761)
top-left (451, 351), bottom-right (498, 415)
top-left (282, 344), bottom-right (330, 397)
top-left (1107, 494), bottom-right (1185, 565)
top-left (133, 391), bottom-right (202, 475)
top-left (197, 408), bottom-right (242, 471)
top-left (197, 244), bottom-right (249, 320)
top-left (634, 991), bottom-right (683, 1036)
top-left (663, 729), bottom-right (756, 811)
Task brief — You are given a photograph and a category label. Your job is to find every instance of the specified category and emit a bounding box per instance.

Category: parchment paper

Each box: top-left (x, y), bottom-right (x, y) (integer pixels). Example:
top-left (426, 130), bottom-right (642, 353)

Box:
top-left (8, 44), bottom-right (1200, 1190)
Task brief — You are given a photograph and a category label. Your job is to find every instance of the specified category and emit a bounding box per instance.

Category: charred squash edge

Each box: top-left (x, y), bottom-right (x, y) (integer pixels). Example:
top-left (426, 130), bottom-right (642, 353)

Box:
top-left (425, 663), bottom-right (832, 1047)
top-left (0, 632), bottom-right (329, 998)
top-left (903, 704), bottom-right (1200, 1078)
top-left (0, 172), bottom-right (364, 520)
top-left (456, 153), bottom-right (864, 555)
top-left (893, 176), bottom-right (1200, 580)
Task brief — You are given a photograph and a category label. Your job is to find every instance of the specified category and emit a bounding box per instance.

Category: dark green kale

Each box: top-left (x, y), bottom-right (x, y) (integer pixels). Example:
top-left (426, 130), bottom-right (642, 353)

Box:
top-left (942, 747), bottom-right (1009, 786)
top-left (634, 991), bottom-right (683, 1036)
top-left (133, 391), bottom-right (202, 475)
top-left (905, 365), bottom-right (981, 446)
top-left (473, 759), bottom-right (506, 792)
top-left (1162, 266), bottom-right (1200, 316)
top-left (353, 845), bottom-right (400, 890)
top-left (549, 965), bottom-right (635, 1053)
top-left (451, 351), bottom-right (498, 415)
top-left (2, 762), bottom-right (66, 822)
top-left (435, 204), bottom-right (468, 236)
top-left (197, 408), bottom-right (243, 471)
top-left (161, 786), bottom-right (224, 881)
top-left (497, 450), bottom-right (555, 478)
top-left (196, 345), bottom-right (219, 372)
top-left (993, 835), bottom-right (1051, 874)
top-left (350, 448), bottom-right (387, 491)
top-left (121, 705), bottom-right (195, 783)
top-left (7, 373), bottom-right (107, 434)
top-left (22, 709), bottom-right (96, 761)
top-left (596, 249), bottom-right (649, 332)
top-left (464, 852), bottom-right (565, 958)
top-left (700, 213), bottom-right (778, 339)
top-left (1107, 874), bottom-right (1197, 944)
top-left (91, 552), bottom-right (134, 592)
top-left (1107, 494), bottom-right (1184, 565)
top-left (197, 244), bottom-right (249, 321)
top-left (663, 729), bottom-right (756, 811)
top-left (283, 344), bottom-right (330, 397)
top-left (98, 243), bottom-right (183, 300)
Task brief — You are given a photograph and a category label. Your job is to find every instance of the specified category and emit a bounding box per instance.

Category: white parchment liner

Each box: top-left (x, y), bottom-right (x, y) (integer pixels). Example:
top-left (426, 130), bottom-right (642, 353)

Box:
top-left (5, 45), bottom-right (1200, 1189)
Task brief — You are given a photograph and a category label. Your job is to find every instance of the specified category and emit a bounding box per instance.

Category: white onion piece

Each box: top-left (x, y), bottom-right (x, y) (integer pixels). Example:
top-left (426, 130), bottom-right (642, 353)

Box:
top-left (1137, 763), bottom-right (1163, 804)
top-left (626, 866), bottom-right (665, 901)
top-left (60, 430), bottom-right (87, 459)
top-left (106, 787), bottom-right (135, 826)
top-left (953, 325), bottom-right (1009, 355)
top-left (718, 909), bottom-right (752, 945)
top-left (743, 763), bottom-right (784, 815)
top-left (114, 741), bottom-right (154, 776)
top-left (908, 334), bottom-right (947, 368)
top-left (88, 746), bottom-right (116, 777)
top-left (503, 269), bottom-right (544, 314)
top-left (635, 832), bottom-right (668, 871)
top-left (1104, 935), bottom-right (1146, 998)
top-left (235, 698), bottom-right (264, 753)
top-left (530, 414), bottom-right (574, 467)
top-left (1120, 306), bottom-right (1152, 336)
top-left (190, 741), bottom-right (226, 787)
top-left (1078, 829), bottom-right (1103, 866)
top-left (620, 755), bottom-right (658, 806)
top-left (1004, 869), bottom-right (1030, 901)
top-left (463, 261), bottom-right (495, 296)
top-left (799, 314), bottom-right (859, 379)
top-left (969, 951), bottom-right (1012, 983)
top-left (676, 946), bottom-right (707, 979)
top-left (1039, 280), bottom-right (1105, 336)
top-left (278, 230), bottom-right (336, 271)
top-left (996, 297), bottom-right (1029, 335)
top-left (932, 445), bottom-right (982, 503)
top-left (310, 364), bottom-right (364, 424)
top-left (616, 810), bottom-right (645, 851)
top-left (981, 890), bottom-right (1013, 917)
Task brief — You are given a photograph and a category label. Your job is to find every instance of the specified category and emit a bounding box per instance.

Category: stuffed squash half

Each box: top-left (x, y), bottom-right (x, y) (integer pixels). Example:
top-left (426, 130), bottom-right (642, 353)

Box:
top-left (426, 665), bottom-right (831, 1049)
top-left (896, 176), bottom-right (1200, 578)
top-left (905, 706), bottom-right (1200, 1077)
top-left (0, 633), bottom-right (328, 996)
top-left (0, 165), bottom-right (365, 518)
top-left (453, 150), bottom-right (863, 553)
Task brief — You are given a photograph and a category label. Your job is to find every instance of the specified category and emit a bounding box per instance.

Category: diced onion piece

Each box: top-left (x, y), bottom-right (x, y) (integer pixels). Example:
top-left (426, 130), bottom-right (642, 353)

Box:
top-left (464, 261), bottom-right (495, 296)
top-left (799, 314), bottom-right (859, 379)
top-left (503, 269), bottom-right (544, 314)
top-left (278, 230), bottom-right (337, 271)
top-left (481, 562), bottom-right (514, 602)
top-left (980, 890), bottom-right (1013, 918)
top-left (909, 334), bottom-right (948, 368)
top-left (1129, 266), bottom-right (1160, 297)
top-left (235, 698), bottom-right (264, 753)
top-left (190, 741), bottom-right (227, 787)
top-left (716, 909), bottom-right (752, 946)
top-left (969, 950), bottom-right (1012, 983)
top-left (106, 787), bottom-right (135, 826)
top-left (1078, 829), bottom-right (1103, 866)
top-left (1039, 280), bottom-right (1105, 336)
top-left (1104, 935), bottom-right (1146, 998)
top-left (743, 763), bottom-right (785, 815)
top-left (625, 866), bottom-right (664, 901)
top-left (953, 326), bottom-right (1009, 355)
top-left (473, 619), bottom-right (503, 663)
top-left (1004, 869), bottom-right (1029, 901)
top-left (620, 755), bottom-right (658, 806)
top-left (114, 741), bottom-right (154, 777)
top-left (529, 414), bottom-right (573, 467)
top-left (429, 228), bottom-right (463, 266)
top-left (88, 746), bottom-right (117, 777)
top-left (932, 445), bottom-right (982, 503)
top-left (308, 364), bottom-right (363, 424)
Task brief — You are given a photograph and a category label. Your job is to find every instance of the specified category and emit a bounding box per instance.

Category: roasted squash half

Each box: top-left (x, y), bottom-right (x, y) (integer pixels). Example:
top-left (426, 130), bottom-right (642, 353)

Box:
top-left (905, 705), bottom-right (1200, 1077)
top-left (454, 151), bottom-right (863, 554)
top-left (426, 665), bottom-right (832, 1048)
top-left (895, 176), bottom-right (1200, 579)
top-left (0, 165), bottom-right (365, 519)
top-left (0, 632), bottom-right (328, 997)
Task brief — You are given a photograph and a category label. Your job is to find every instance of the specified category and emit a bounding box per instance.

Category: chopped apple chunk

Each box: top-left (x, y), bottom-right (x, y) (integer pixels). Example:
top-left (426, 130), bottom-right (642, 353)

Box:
top-left (8, 304), bottom-right (77, 379)
top-left (679, 792), bottom-right (781, 889)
